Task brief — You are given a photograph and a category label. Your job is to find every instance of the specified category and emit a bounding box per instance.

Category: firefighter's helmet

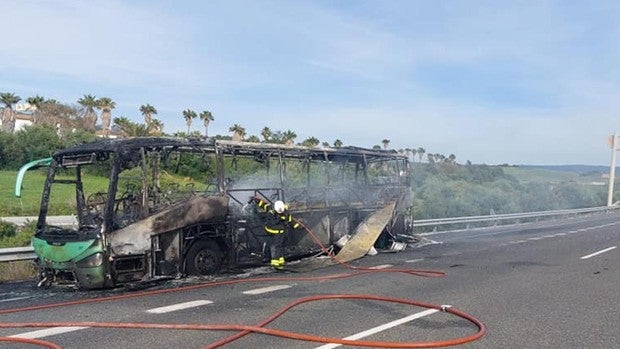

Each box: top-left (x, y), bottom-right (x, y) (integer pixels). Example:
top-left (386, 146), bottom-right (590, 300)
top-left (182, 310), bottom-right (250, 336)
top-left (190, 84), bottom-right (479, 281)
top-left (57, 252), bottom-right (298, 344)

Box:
top-left (274, 200), bottom-right (286, 213)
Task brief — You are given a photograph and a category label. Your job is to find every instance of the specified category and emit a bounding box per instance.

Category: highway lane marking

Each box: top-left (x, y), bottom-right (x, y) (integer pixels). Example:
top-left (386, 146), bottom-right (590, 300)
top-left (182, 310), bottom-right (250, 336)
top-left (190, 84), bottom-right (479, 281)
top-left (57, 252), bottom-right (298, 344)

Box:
top-left (555, 233), bottom-right (566, 236)
top-left (313, 308), bottom-right (439, 349)
top-left (0, 296), bottom-right (32, 303)
top-left (146, 300), bottom-right (213, 314)
top-left (9, 327), bottom-right (88, 339)
top-left (580, 246), bottom-right (617, 260)
top-left (242, 285), bottom-right (292, 295)
top-left (368, 264), bottom-right (393, 269)
top-left (406, 259), bottom-right (423, 263)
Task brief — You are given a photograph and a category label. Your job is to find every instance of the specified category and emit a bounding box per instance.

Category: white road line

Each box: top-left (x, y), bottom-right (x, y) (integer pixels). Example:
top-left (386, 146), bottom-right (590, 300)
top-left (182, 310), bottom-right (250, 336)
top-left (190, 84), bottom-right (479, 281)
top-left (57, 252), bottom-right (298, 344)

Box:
top-left (242, 285), bottom-right (292, 295)
top-left (10, 327), bottom-right (88, 339)
top-left (146, 300), bottom-right (213, 314)
top-left (580, 246), bottom-right (617, 260)
top-left (313, 309), bottom-right (439, 349)
top-left (406, 259), bottom-right (423, 263)
top-left (555, 233), bottom-right (566, 236)
top-left (368, 264), bottom-right (393, 269)
top-left (0, 296), bottom-right (33, 303)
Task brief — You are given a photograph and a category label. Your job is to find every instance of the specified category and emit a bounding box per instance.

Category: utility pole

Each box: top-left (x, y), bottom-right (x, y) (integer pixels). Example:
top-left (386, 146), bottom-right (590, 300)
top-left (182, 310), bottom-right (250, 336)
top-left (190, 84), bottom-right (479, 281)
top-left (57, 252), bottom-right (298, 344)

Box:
top-left (607, 133), bottom-right (618, 206)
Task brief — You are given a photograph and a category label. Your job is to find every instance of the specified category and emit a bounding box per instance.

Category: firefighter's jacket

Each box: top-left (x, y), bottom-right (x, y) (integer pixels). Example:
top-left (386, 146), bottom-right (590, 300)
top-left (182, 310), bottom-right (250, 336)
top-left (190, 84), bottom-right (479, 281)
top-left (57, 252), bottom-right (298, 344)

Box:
top-left (255, 199), bottom-right (300, 234)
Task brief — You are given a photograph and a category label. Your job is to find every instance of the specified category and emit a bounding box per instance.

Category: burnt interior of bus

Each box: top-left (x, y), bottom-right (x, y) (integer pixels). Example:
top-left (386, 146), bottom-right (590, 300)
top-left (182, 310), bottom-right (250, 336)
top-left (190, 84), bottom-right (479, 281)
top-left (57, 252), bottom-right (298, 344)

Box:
top-left (35, 137), bottom-right (413, 285)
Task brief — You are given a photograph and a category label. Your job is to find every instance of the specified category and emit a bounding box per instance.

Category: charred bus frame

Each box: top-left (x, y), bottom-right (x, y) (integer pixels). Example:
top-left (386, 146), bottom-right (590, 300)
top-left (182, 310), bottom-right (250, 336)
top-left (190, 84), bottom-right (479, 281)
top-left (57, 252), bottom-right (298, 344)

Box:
top-left (29, 137), bottom-right (412, 289)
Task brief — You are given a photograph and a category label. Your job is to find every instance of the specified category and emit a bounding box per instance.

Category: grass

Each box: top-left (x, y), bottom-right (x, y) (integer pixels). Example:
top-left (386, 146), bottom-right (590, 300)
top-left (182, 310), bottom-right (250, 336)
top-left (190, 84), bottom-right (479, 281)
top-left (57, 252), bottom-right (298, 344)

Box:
top-left (0, 261), bottom-right (36, 282)
top-left (0, 169), bottom-right (109, 216)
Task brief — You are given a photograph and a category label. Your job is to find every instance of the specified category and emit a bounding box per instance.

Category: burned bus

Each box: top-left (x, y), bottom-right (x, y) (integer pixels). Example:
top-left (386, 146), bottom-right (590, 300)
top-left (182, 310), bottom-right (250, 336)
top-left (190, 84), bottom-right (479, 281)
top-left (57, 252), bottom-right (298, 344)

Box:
top-left (26, 137), bottom-right (413, 289)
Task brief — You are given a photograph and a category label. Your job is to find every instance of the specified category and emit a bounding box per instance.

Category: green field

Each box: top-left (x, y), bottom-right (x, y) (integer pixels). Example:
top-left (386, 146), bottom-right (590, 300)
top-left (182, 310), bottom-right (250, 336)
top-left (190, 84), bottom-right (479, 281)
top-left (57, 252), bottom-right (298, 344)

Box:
top-left (0, 169), bottom-right (109, 216)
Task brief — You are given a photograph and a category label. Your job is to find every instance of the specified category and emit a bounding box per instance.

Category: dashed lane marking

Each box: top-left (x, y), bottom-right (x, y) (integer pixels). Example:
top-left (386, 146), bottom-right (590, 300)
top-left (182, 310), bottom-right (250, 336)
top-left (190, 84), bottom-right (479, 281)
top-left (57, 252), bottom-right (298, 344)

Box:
top-left (368, 264), bottom-right (393, 269)
top-left (0, 296), bottom-right (33, 303)
top-left (242, 285), bottom-right (292, 295)
top-left (580, 246), bottom-right (617, 260)
top-left (146, 300), bottom-right (214, 314)
top-left (313, 308), bottom-right (439, 349)
top-left (9, 327), bottom-right (88, 339)
top-left (406, 259), bottom-right (424, 263)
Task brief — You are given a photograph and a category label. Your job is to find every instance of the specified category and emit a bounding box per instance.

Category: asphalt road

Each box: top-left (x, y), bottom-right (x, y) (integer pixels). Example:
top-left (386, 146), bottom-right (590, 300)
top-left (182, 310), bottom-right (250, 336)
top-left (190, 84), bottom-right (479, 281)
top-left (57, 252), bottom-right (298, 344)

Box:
top-left (1, 212), bottom-right (618, 349)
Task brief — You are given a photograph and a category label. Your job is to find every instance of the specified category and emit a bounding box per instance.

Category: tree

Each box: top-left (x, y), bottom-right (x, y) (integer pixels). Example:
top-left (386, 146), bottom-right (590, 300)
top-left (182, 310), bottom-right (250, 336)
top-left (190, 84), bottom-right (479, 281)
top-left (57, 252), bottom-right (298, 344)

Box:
top-left (150, 119), bottom-right (164, 136)
top-left (282, 130), bottom-right (297, 146)
top-left (427, 153), bottom-right (435, 164)
top-left (382, 139), bottom-right (390, 149)
top-left (182, 109), bottom-right (197, 134)
top-left (26, 95), bottom-right (45, 110)
top-left (78, 95), bottom-right (98, 131)
top-left (140, 104), bottom-right (157, 126)
top-left (26, 95), bottom-right (45, 128)
top-left (410, 148), bottom-right (417, 162)
top-left (448, 154), bottom-right (457, 163)
top-left (301, 136), bottom-right (320, 147)
top-left (96, 97), bottom-right (116, 137)
top-left (199, 110), bottom-right (214, 138)
top-left (229, 124), bottom-right (246, 141)
top-left (261, 127), bottom-right (272, 142)
top-left (246, 135), bottom-right (260, 143)
top-left (372, 145), bottom-right (381, 150)
top-left (0, 92), bottom-right (21, 133)
top-left (417, 147), bottom-right (426, 162)
top-left (322, 141), bottom-right (330, 147)
top-left (333, 139), bottom-right (343, 148)
top-left (113, 117), bottom-right (151, 137)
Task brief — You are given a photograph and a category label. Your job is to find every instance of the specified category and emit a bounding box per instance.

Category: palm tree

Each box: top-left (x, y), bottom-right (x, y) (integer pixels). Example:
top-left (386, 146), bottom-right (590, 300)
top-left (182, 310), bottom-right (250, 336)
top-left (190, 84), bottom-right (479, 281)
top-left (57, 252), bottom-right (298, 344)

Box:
top-left (246, 135), bottom-right (260, 143)
top-left (182, 109), bottom-right (197, 134)
top-left (282, 130), bottom-right (297, 146)
top-left (382, 139), bottom-right (390, 149)
top-left (26, 95), bottom-right (45, 125)
top-left (410, 148), bottom-right (417, 162)
top-left (140, 104), bottom-right (157, 126)
top-left (26, 95), bottom-right (45, 110)
top-left (301, 136), bottom-right (320, 147)
top-left (78, 94), bottom-right (98, 131)
top-left (448, 154), bottom-right (456, 163)
top-left (0, 92), bottom-right (21, 133)
top-left (150, 119), bottom-right (164, 136)
top-left (427, 153), bottom-right (435, 164)
top-left (229, 124), bottom-right (246, 141)
top-left (96, 97), bottom-right (116, 137)
top-left (417, 147), bottom-right (426, 162)
top-left (322, 141), bottom-right (330, 147)
top-left (260, 127), bottom-right (272, 142)
top-left (113, 117), bottom-right (150, 137)
top-left (199, 110), bottom-right (214, 138)
top-left (333, 139), bottom-right (343, 148)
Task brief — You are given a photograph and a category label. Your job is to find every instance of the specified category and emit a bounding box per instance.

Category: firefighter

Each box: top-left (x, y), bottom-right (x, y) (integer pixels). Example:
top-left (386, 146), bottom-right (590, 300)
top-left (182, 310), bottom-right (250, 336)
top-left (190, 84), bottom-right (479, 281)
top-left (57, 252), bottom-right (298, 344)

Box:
top-left (255, 198), bottom-right (299, 270)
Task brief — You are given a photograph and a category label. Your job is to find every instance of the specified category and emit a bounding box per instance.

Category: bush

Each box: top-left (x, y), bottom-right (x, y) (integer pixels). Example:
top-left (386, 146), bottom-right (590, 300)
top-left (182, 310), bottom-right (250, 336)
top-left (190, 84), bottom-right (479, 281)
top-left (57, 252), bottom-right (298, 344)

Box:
top-left (0, 220), bottom-right (17, 239)
top-left (0, 221), bottom-right (35, 248)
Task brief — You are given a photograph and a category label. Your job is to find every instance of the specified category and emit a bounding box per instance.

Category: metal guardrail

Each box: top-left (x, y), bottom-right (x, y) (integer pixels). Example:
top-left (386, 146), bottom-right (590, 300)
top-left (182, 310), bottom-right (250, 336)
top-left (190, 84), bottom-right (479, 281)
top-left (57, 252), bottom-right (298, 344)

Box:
top-left (0, 246), bottom-right (36, 262)
top-left (1, 206), bottom-right (618, 263)
top-left (0, 215), bottom-right (77, 227)
top-left (413, 205), bottom-right (618, 229)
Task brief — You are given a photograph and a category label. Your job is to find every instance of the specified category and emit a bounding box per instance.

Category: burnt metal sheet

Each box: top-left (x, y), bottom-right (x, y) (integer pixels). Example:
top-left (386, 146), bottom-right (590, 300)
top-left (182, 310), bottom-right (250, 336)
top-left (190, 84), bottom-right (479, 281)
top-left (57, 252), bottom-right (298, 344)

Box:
top-left (110, 195), bottom-right (229, 255)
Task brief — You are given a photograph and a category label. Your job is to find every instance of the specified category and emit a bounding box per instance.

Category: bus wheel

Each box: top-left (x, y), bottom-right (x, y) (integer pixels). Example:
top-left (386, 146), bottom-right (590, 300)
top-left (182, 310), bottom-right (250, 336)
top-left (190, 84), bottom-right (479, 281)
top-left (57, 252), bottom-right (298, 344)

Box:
top-left (186, 239), bottom-right (222, 275)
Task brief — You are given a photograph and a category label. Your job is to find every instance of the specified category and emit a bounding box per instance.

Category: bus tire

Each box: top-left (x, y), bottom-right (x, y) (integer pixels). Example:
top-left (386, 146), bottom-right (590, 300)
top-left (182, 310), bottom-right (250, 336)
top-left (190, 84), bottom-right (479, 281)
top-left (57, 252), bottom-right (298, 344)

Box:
top-left (186, 239), bottom-right (222, 275)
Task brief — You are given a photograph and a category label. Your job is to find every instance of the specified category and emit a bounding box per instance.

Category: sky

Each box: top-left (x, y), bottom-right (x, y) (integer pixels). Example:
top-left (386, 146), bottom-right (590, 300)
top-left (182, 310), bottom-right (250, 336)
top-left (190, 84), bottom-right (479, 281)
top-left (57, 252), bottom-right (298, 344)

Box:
top-left (2, 0), bottom-right (620, 166)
